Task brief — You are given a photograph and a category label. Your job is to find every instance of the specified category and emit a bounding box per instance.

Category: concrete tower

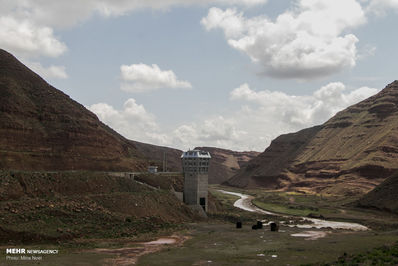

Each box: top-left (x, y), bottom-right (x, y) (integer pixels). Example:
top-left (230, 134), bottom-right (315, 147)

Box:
top-left (181, 149), bottom-right (211, 212)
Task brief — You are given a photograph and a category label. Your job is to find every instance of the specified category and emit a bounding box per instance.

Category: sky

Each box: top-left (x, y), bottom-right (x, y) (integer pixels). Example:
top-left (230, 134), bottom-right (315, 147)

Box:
top-left (1, 0), bottom-right (398, 152)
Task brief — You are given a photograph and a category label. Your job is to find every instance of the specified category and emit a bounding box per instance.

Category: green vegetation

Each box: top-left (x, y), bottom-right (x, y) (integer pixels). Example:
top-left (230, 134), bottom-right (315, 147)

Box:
top-left (304, 241), bottom-right (398, 265)
top-left (2, 174), bottom-right (398, 265)
top-left (0, 170), bottom-right (194, 244)
top-left (252, 191), bottom-right (339, 217)
top-left (138, 223), bottom-right (398, 266)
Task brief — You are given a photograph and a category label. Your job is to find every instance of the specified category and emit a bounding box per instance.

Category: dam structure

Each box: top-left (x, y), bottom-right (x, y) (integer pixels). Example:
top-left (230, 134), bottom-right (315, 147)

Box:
top-left (181, 149), bottom-right (211, 212)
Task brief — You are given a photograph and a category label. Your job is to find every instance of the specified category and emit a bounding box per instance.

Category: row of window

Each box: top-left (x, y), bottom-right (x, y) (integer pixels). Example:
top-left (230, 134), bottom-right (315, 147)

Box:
top-left (183, 167), bottom-right (209, 173)
top-left (183, 162), bottom-right (209, 166)
top-left (183, 158), bottom-right (210, 161)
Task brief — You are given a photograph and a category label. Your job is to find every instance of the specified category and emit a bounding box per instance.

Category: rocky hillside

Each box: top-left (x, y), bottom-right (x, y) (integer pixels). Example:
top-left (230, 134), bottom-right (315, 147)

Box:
top-left (0, 49), bottom-right (181, 171)
top-left (0, 170), bottom-right (195, 243)
top-left (226, 81), bottom-right (398, 195)
top-left (357, 171), bottom-right (398, 213)
top-left (195, 147), bottom-right (259, 184)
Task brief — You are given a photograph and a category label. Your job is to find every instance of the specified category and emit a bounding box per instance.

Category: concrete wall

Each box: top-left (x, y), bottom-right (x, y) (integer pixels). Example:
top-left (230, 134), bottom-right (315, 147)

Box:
top-left (107, 172), bottom-right (135, 179)
top-left (183, 173), bottom-right (208, 210)
top-left (197, 173), bottom-right (208, 211)
top-left (183, 172), bottom-right (198, 205)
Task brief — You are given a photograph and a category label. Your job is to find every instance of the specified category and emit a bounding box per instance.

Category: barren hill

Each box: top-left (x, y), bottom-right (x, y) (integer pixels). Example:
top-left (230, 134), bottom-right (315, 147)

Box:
top-left (0, 49), bottom-right (181, 171)
top-left (226, 81), bottom-right (398, 195)
top-left (195, 147), bottom-right (260, 184)
top-left (132, 141), bottom-right (183, 172)
top-left (357, 171), bottom-right (398, 213)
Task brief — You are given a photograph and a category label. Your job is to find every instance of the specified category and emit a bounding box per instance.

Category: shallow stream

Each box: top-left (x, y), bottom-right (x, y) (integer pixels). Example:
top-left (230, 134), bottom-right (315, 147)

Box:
top-left (218, 190), bottom-right (368, 232)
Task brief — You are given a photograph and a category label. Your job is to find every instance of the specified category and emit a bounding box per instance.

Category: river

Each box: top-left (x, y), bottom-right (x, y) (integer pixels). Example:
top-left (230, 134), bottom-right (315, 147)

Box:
top-left (218, 189), bottom-right (368, 231)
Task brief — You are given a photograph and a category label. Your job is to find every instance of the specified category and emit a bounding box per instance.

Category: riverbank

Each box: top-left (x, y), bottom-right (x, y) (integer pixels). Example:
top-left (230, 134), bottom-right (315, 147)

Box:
top-left (3, 184), bottom-right (397, 265)
top-left (137, 188), bottom-right (398, 265)
top-left (217, 189), bottom-right (369, 231)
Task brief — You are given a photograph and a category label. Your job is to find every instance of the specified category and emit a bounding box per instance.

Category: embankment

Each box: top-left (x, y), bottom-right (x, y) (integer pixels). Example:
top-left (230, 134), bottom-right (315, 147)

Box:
top-left (0, 171), bottom-right (196, 244)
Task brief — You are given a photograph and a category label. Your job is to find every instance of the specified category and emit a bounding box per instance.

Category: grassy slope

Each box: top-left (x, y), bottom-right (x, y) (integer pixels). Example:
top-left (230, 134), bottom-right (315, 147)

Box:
top-left (304, 241), bottom-right (398, 266)
top-left (0, 171), bottom-right (195, 244)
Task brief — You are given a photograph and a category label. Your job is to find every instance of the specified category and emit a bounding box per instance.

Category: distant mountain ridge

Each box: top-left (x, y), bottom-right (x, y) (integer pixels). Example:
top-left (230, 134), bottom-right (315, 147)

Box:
top-left (226, 81), bottom-right (398, 195)
top-left (195, 147), bottom-right (260, 184)
top-left (0, 49), bottom-right (181, 171)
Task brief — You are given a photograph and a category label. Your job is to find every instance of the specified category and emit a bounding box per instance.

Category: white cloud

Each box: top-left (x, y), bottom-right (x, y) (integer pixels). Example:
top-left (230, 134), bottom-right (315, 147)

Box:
top-left (366, 0), bottom-right (398, 15)
top-left (120, 64), bottom-right (192, 93)
top-left (88, 98), bottom-right (169, 145)
top-left (0, 0), bottom-right (268, 30)
top-left (0, 13), bottom-right (68, 80)
top-left (201, 0), bottom-right (366, 79)
top-left (0, 0), bottom-right (267, 78)
top-left (172, 116), bottom-right (246, 149)
top-left (0, 16), bottom-right (67, 58)
top-left (95, 0), bottom-right (268, 17)
top-left (26, 61), bottom-right (68, 79)
top-left (231, 82), bottom-right (378, 126)
top-left (226, 82), bottom-right (379, 150)
top-left (87, 82), bottom-right (379, 151)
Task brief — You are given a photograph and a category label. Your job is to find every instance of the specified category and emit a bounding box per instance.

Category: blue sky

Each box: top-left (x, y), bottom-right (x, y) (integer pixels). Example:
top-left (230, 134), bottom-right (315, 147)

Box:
top-left (1, 0), bottom-right (397, 151)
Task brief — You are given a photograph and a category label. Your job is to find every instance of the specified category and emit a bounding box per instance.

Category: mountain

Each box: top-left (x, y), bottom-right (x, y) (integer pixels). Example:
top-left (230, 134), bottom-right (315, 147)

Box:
top-left (0, 49), bottom-right (180, 171)
top-left (195, 147), bottom-right (260, 184)
top-left (131, 140), bottom-right (183, 172)
top-left (357, 171), bottom-right (398, 213)
top-left (226, 81), bottom-right (398, 195)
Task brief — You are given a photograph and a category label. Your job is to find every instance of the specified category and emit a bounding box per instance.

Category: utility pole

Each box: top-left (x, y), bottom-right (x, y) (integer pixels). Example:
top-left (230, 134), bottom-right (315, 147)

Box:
top-left (163, 152), bottom-right (166, 172)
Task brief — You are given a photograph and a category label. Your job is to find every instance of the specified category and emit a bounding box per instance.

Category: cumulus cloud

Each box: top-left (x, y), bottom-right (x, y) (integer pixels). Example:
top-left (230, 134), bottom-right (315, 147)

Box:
top-left (26, 61), bottom-right (68, 79)
top-left (0, 0), bottom-right (267, 79)
top-left (87, 82), bottom-right (378, 151)
top-left (226, 82), bottom-right (379, 150)
top-left (201, 0), bottom-right (366, 79)
top-left (366, 0), bottom-right (398, 15)
top-left (94, 0), bottom-right (268, 18)
top-left (231, 82), bottom-right (378, 126)
top-left (120, 64), bottom-right (192, 93)
top-left (171, 82), bottom-right (378, 151)
top-left (0, 16), bottom-right (67, 58)
top-left (88, 98), bottom-right (169, 145)
top-left (172, 116), bottom-right (246, 149)
top-left (0, 11), bottom-right (68, 80)
top-left (0, 0), bottom-right (268, 30)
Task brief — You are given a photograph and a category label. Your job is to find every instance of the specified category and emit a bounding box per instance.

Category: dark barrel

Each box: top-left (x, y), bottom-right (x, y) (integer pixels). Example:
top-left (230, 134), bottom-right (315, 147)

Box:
top-left (256, 221), bottom-right (263, 229)
top-left (270, 222), bottom-right (279, 232)
top-left (236, 221), bottom-right (242, 228)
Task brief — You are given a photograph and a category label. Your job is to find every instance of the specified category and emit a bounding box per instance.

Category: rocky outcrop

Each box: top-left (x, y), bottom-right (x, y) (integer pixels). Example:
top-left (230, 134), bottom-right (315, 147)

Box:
top-left (226, 81), bottom-right (398, 195)
top-left (195, 147), bottom-right (260, 184)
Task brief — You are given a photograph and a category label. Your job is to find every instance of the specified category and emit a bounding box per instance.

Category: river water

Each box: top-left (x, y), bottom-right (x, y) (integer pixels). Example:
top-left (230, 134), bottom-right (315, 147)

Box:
top-left (218, 190), bottom-right (368, 231)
